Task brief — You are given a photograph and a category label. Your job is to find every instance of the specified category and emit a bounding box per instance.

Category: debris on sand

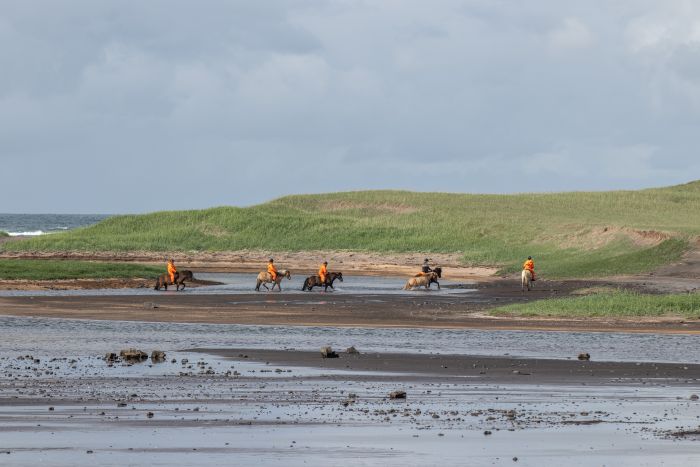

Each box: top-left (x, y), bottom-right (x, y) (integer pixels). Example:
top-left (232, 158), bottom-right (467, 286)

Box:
top-left (143, 302), bottom-right (159, 309)
top-left (389, 390), bottom-right (406, 399)
top-left (151, 350), bottom-right (166, 362)
top-left (119, 349), bottom-right (148, 361)
top-left (346, 346), bottom-right (360, 354)
top-left (578, 353), bottom-right (591, 360)
top-left (104, 352), bottom-right (119, 362)
top-left (690, 394), bottom-right (699, 401)
top-left (320, 346), bottom-right (339, 358)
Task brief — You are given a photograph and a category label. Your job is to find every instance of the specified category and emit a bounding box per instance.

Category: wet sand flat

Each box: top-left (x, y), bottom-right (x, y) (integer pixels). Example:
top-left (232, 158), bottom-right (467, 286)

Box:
top-left (2, 346), bottom-right (700, 466)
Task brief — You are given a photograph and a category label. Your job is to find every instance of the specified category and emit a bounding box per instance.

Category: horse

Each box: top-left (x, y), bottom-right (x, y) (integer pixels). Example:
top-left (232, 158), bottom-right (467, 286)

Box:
top-left (521, 269), bottom-right (534, 292)
top-left (154, 270), bottom-right (194, 291)
top-left (255, 269), bottom-right (291, 292)
top-left (302, 272), bottom-right (344, 291)
top-left (403, 271), bottom-right (440, 290)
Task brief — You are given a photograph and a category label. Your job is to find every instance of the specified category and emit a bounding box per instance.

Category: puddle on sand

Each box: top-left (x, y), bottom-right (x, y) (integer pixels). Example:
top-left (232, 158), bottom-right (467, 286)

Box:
top-left (2, 382), bottom-right (700, 467)
top-left (2, 315), bottom-right (700, 363)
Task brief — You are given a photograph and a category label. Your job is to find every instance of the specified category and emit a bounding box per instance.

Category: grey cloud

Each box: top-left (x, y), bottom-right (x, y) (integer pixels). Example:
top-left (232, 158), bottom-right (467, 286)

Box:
top-left (0, 1), bottom-right (698, 213)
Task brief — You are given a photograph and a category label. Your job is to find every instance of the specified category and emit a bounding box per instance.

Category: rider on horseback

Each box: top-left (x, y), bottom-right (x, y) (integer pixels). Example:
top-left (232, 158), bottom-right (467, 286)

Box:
top-left (318, 261), bottom-right (328, 285)
top-left (167, 258), bottom-right (177, 284)
top-left (267, 258), bottom-right (278, 281)
top-left (416, 258), bottom-right (432, 277)
top-left (523, 256), bottom-right (535, 281)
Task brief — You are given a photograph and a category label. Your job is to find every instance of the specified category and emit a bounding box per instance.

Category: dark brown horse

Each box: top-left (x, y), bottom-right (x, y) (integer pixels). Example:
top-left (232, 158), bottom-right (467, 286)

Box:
top-left (302, 272), bottom-right (343, 291)
top-left (154, 270), bottom-right (193, 291)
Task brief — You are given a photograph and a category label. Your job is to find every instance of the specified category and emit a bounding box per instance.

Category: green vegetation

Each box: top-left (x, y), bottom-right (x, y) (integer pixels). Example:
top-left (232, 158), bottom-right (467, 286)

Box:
top-left (0, 259), bottom-right (162, 281)
top-left (0, 231), bottom-right (9, 237)
top-left (3, 181), bottom-right (700, 278)
top-left (491, 290), bottom-right (700, 318)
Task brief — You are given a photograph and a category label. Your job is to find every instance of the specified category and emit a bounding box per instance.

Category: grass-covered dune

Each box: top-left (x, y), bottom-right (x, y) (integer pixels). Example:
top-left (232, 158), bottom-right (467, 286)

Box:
top-left (0, 259), bottom-right (162, 281)
top-left (4, 181), bottom-right (700, 278)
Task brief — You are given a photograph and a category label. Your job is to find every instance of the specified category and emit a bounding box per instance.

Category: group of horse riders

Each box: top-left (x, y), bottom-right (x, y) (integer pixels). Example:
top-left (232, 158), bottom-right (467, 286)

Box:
top-left (161, 255), bottom-right (537, 290)
top-left (267, 258), bottom-right (327, 284)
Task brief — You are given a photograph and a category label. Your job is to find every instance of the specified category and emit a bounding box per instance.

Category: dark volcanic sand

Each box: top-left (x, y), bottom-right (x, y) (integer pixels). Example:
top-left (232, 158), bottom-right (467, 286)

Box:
top-left (193, 348), bottom-right (700, 386)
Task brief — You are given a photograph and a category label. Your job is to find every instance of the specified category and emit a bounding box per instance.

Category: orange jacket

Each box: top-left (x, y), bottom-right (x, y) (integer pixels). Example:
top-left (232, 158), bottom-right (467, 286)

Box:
top-left (167, 262), bottom-right (177, 275)
top-left (267, 263), bottom-right (278, 276)
top-left (318, 264), bottom-right (328, 278)
top-left (523, 259), bottom-right (534, 271)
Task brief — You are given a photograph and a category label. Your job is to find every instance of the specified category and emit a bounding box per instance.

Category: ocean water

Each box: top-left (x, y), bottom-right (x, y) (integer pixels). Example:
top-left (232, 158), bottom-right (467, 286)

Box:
top-left (0, 213), bottom-right (109, 236)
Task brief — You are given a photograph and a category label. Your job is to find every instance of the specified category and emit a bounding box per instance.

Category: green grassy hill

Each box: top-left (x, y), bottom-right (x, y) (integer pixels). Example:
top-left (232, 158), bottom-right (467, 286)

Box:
top-left (4, 181), bottom-right (700, 278)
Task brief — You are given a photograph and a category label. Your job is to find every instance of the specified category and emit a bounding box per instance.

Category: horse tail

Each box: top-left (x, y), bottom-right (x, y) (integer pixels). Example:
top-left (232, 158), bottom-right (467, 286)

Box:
top-left (302, 278), bottom-right (309, 291)
top-left (255, 279), bottom-right (262, 292)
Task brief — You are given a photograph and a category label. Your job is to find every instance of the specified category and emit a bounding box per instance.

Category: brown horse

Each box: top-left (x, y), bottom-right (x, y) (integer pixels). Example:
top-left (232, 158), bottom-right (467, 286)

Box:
top-left (255, 269), bottom-right (291, 291)
top-left (154, 270), bottom-right (194, 291)
top-left (302, 272), bottom-right (344, 291)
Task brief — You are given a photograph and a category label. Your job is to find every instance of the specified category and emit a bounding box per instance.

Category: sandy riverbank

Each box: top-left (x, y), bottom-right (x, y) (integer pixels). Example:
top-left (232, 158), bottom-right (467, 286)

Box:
top-left (0, 278), bottom-right (698, 333)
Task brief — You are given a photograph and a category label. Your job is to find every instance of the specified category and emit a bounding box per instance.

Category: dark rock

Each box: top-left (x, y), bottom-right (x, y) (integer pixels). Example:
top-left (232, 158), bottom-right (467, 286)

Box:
top-left (151, 351), bottom-right (166, 362)
top-left (104, 353), bottom-right (118, 362)
top-left (320, 346), bottom-right (339, 358)
top-left (484, 430), bottom-right (492, 435)
top-left (346, 346), bottom-right (360, 354)
top-left (389, 391), bottom-right (406, 399)
top-left (120, 349), bottom-right (148, 361)
top-left (690, 394), bottom-right (699, 401)
top-left (146, 412), bottom-right (154, 418)
top-left (578, 353), bottom-right (591, 361)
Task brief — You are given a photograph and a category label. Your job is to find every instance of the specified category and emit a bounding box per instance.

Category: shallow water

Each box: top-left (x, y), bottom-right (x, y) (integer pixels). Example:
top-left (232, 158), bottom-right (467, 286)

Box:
top-left (1, 315), bottom-right (699, 363)
top-left (0, 272), bottom-right (472, 297)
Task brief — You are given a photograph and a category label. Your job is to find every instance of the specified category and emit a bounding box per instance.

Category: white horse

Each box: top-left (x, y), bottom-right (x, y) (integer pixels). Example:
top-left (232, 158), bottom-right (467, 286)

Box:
top-left (255, 270), bottom-right (291, 292)
top-left (521, 269), bottom-right (534, 292)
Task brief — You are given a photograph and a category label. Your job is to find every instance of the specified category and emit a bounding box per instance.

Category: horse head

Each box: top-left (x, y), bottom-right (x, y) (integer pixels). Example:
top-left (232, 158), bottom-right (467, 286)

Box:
top-left (334, 272), bottom-right (343, 282)
top-left (284, 270), bottom-right (292, 279)
top-left (433, 267), bottom-right (442, 278)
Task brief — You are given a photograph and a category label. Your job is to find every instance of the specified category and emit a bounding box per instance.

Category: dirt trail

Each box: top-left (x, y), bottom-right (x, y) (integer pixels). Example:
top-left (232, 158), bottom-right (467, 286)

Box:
top-left (0, 249), bottom-right (497, 279)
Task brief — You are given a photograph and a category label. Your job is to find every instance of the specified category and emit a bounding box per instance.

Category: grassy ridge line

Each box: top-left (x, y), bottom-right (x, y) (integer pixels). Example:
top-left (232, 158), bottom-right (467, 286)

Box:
top-left (3, 182), bottom-right (700, 278)
top-left (491, 290), bottom-right (700, 318)
top-left (0, 259), bottom-right (163, 281)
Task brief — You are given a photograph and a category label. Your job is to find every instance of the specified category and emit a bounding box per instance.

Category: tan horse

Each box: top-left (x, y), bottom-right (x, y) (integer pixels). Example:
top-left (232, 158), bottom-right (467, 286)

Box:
top-left (403, 271), bottom-right (440, 290)
top-left (521, 269), bottom-right (534, 292)
top-left (255, 269), bottom-right (291, 292)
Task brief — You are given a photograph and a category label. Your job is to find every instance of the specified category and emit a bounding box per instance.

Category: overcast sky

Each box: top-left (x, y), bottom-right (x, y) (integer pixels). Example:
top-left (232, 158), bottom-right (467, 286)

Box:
top-left (2, 1), bottom-right (700, 213)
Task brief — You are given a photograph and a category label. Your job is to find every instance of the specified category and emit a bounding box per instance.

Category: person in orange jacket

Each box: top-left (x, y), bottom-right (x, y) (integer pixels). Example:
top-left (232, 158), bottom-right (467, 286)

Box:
top-left (267, 258), bottom-right (278, 281)
top-left (318, 261), bottom-right (328, 284)
top-left (523, 256), bottom-right (535, 281)
top-left (167, 258), bottom-right (177, 284)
